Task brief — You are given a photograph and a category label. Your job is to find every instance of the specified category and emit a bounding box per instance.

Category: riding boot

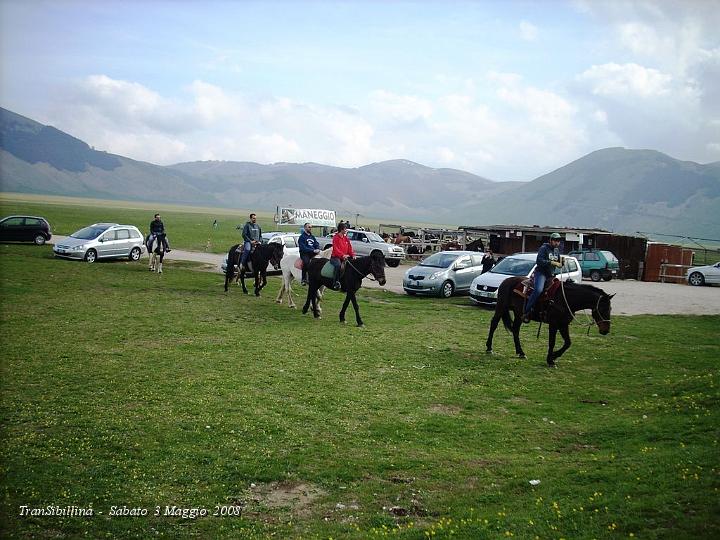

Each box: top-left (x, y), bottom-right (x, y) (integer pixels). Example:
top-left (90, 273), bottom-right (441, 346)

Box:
top-left (332, 268), bottom-right (341, 290)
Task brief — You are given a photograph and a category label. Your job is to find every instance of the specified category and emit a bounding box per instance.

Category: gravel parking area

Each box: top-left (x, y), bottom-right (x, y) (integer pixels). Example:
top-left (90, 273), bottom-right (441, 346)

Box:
top-left (49, 237), bottom-right (720, 316)
top-left (363, 264), bottom-right (720, 316)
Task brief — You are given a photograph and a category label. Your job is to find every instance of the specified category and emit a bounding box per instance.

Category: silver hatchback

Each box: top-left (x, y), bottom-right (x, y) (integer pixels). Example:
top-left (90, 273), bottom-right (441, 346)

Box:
top-left (53, 223), bottom-right (145, 263)
top-left (403, 251), bottom-right (486, 298)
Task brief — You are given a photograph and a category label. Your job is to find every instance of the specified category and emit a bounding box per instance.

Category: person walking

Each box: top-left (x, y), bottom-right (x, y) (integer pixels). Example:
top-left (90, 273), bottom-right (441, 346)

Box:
top-left (481, 248), bottom-right (495, 274)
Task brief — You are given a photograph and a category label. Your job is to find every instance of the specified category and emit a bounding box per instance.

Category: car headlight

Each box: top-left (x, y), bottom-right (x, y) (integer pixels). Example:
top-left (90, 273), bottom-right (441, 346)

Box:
top-left (73, 245), bottom-right (85, 251)
top-left (429, 271), bottom-right (444, 280)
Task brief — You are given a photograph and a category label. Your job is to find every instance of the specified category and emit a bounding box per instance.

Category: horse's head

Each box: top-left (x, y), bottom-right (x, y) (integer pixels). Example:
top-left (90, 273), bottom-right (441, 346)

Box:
top-left (369, 251), bottom-right (387, 286)
top-left (593, 292), bottom-right (614, 335)
top-left (269, 243), bottom-right (284, 270)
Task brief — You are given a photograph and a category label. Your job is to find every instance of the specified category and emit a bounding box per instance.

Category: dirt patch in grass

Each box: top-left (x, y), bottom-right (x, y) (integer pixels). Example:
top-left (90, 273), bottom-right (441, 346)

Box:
top-left (428, 404), bottom-right (462, 415)
top-left (248, 481), bottom-right (327, 514)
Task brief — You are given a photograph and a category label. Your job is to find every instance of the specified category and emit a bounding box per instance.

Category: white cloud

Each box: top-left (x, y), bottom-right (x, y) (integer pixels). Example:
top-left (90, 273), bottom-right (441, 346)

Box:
top-left (519, 20), bottom-right (538, 41)
top-left (577, 63), bottom-right (673, 97)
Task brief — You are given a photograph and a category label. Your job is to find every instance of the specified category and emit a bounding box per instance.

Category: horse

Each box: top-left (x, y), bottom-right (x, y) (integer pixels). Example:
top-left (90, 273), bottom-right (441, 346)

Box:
top-left (485, 276), bottom-right (614, 367)
top-left (146, 233), bottom-right (168, 273)
top-left (223, 242), bottom-right (284, 295)
top-left (275, 247), bottom-right (332, 309)
top-left (302, 251), bottom-right (386, 327)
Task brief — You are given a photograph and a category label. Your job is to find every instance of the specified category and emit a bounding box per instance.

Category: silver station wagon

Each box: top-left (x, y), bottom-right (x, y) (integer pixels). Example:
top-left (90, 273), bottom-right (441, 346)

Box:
top-left (53, 223), bottom-right (145, 263)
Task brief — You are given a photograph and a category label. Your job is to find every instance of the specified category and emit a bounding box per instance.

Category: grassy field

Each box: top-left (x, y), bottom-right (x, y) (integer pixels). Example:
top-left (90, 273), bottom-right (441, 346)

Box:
top-left (0, 242), bottom-right (718, 539)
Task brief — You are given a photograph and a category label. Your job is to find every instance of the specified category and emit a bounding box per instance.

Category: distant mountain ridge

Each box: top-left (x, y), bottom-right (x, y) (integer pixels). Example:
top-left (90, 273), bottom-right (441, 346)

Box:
top-left (1, 106), bottom-right (718, 237)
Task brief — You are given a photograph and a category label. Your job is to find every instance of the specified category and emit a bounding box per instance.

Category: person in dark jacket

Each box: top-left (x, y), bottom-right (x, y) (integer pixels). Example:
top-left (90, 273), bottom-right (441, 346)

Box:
top-left (240, 213), bottom-right (262, 266)
top-left (148, 213), bottom-right (171, 251)
top-left (481, 248), bottom-right (495, 274)
top-left (523, 232), bottom-right (563, 323)
top-left (298, 222), bottom-right (320, 285)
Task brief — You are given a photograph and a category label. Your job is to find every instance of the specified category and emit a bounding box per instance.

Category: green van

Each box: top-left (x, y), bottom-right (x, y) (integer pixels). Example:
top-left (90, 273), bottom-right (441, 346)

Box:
top-left (567, 250), bottom-right (620, 281)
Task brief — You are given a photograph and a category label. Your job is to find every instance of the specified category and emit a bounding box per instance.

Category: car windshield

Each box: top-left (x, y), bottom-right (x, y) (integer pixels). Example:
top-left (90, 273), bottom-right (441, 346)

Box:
top-left (70, 225), bottom-right (108, 240)
top-left (490, 256), bottom-right (535, 276)
top-left (601, 251), bottom-right (618, 263)
top-left (365, 232), bottom-right (384, 242)
top-left (419, 252), bottom-right (459, 268)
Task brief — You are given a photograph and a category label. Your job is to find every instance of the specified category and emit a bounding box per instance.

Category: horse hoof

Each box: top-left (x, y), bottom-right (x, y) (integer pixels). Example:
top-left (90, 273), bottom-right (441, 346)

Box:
top-left (485, 349), bottom-right (493, 355)
top-left (357, 323), bottom-right (364, 328)
top-left (518, 353), bottom-right (527, 359)
top-left (547, 362), bottom-right (557, 369)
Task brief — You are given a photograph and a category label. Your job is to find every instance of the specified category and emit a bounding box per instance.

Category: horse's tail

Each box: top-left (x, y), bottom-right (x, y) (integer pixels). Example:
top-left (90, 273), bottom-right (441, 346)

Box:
top-left (226, 244), bottom-right (241, 277)
top-left (496, 276), bottom-right (522, 331)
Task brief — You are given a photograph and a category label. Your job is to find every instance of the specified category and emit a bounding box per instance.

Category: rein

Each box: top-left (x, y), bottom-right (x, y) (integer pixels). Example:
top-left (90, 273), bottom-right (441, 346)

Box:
top-left (345, 258), bottom-right (379, 281)
top-left (558, 280), bottom-right (609, 334)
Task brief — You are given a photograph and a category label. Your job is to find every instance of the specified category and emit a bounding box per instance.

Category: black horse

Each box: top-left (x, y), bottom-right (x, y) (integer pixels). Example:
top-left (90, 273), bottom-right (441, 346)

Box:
top-left (302, 252), bottom-right (387, 327)
top-left (224, 242), bottom-right (284, 295)
top-left (485, 276), bottom-right (614, 367)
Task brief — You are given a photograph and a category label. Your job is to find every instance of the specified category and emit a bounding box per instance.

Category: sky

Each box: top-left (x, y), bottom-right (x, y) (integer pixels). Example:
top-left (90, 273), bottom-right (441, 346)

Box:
top-left (1, 0), bottom-right (719, 181)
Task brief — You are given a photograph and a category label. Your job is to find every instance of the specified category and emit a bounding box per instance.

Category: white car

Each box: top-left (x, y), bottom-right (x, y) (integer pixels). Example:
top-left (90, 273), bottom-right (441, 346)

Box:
top-left (686, 261), bottom-right (720, 286)
top-left (221, 231), bottom-right (299, 273)
top-left (469, 253), bottom-right (582, 306)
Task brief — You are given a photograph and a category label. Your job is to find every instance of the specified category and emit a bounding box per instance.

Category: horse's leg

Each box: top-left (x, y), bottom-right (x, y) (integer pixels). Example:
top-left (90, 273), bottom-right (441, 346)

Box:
top-left (287, 274), bottom-right (296, 308)
top-left (550, 324), bottom-right (572, 366)
top-left (276, 276), bottom-right (285, 304)
top-left (254, 271), bottom-right (262, 297)
top-left (311, 284), bottom-right (321, 318)
top-left (339, 292), bottom-right (351, 324)
top-left (485, 312), bottom-right (502, 353)
top-left (157, 252), bottom-right (164, 273)
top-left (546, 324), bottom-right (559, 367)
top-left (511, 308), bottom-right (526, 358)
top-left (302, 284), bottom-right (312, 314)
top-left (350, 291), bottom-right (363, 327)
top-left (239, 266), bottom-right (248, 294)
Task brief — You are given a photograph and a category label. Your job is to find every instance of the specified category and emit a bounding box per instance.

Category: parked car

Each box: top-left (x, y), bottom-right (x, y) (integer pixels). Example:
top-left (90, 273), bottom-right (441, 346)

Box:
top-left (317, 229), bottom-right (405, 267)
top-left (0, 215), bottom-right (52, 245)
top-left (53, 223), bottom-right (145, 263)
top-left (567, 249), bottom-right (619, 281)
top-left (403, 251), bottom-right (485, 297)
top-left (686, 261), bottom-right (720, 286)
top-left (469, 252), bottom-right (582, 306)
top-left (221, 231), bottom-right (299, 274)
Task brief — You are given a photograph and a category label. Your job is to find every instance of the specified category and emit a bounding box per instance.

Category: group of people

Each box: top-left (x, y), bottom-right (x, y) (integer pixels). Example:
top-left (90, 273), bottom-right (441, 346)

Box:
top-left (158, 211), bottom-right (563, 321)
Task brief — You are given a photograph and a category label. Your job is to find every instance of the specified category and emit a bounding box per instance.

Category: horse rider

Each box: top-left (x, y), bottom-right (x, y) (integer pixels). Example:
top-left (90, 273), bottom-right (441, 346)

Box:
top-left (298, 222), bottom-right (320, 286)
top-left (240, 213), bottom-right (262, 268)
top-left (522, 232), bottom-right (563, 323)
top-left (149, 213), bottom-right (171, 252)
top-left (330, 221), bottom-right (355, 290)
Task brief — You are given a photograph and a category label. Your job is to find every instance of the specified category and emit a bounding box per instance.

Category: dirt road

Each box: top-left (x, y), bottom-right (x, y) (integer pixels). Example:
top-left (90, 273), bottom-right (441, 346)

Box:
top-left (50, 236), bottom-right (720, 316)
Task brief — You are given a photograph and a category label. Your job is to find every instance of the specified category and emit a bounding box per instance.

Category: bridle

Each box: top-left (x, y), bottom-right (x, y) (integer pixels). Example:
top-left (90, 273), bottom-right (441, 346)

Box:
top-left (558, 280), bottom-right (611, 334)
top-left (345, 256), bottom-right (384, 282)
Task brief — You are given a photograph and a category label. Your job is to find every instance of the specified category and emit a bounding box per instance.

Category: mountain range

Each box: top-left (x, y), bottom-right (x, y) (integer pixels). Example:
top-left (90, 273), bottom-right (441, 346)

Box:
top-left (1, 106), bottom-right (718, 237)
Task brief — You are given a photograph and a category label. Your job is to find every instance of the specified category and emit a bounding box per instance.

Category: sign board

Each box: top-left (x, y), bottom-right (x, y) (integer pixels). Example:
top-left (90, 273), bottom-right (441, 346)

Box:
top-left (277, 207), bottom-right (336, 228)
top-left (565, 232), bottom-right (584, 243)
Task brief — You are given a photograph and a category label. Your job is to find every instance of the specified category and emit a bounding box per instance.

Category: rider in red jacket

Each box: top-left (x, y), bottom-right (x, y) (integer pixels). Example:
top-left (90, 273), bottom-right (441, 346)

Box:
top-left (330, 222), bottom-right (355, 290)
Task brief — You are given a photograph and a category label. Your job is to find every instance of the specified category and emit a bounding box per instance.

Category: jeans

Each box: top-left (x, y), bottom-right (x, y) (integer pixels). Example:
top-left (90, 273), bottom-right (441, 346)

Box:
top-left (300, 253), bottom-right (314, 282)
top-left (330, 257), bottom-right (342, 282)
top-left (240, 241), bottom-right (252, 265)
top-left (524, 272), bottom-right (547, 315)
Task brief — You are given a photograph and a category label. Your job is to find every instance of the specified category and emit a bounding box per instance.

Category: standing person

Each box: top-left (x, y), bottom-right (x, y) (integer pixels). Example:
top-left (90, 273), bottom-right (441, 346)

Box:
top-left (330, 221), bottom-right (355, 290)
top-left (481, 248), bottom-right (495, 274)
top-left (298, 222), bottom-right (320, 285)
top-left (240, 213), bottom-right (262, 267)
top-left (149, 213), bottom-right (171, 252)
top-left (523, 233), bottom-right (563, 323)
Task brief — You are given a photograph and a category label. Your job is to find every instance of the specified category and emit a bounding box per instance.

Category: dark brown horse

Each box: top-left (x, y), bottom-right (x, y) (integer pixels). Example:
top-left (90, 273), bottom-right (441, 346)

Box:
top-left (485, 276), bottom-right (614, 367)
top-left (302, 252), bottom-right (386, 327)
top-left (224, 242), bottom-right (284, 296)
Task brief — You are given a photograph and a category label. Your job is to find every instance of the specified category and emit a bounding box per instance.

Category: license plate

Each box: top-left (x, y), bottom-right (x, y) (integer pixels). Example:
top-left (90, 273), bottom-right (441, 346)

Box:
top-left (479, 291), bottom-right (492, 297)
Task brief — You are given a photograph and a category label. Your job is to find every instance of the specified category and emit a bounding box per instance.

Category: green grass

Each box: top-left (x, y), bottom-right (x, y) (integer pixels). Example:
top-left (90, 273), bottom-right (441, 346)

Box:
top-left (1, 253), bottom-right (719, 538)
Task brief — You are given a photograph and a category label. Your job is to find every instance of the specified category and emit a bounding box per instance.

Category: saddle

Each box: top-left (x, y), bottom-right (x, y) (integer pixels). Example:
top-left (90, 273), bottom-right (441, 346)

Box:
top-left (320, 259), bottom-right (345, 279)
top-left (514, 277), bottom-right (561, 302)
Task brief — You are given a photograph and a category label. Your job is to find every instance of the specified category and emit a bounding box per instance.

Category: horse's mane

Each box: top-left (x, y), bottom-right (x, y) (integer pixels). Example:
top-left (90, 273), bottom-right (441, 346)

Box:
top-left (562, 281), bottom-right (608, 297)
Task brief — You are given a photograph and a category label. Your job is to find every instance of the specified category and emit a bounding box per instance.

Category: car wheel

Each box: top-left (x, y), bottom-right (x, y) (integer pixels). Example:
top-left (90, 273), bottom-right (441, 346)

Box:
top-left (602, 274), bottom-right (612, 281)
top-left (439, 280), bottom-right (454, 298)
top-left (405, 290), bottom-right (417, 296)
top-left (129, 246), bottom-right (142, 261)
top-left (33, 234), bottom-right (46, 245)
top-left (85, 249), bottom-right (98, 263)
top-left (387, 259), bottom-right (400, 268)
top-left (590, 270), bottom-right (601, 282)
top-left (688, 271), bottom-right (705, 286)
